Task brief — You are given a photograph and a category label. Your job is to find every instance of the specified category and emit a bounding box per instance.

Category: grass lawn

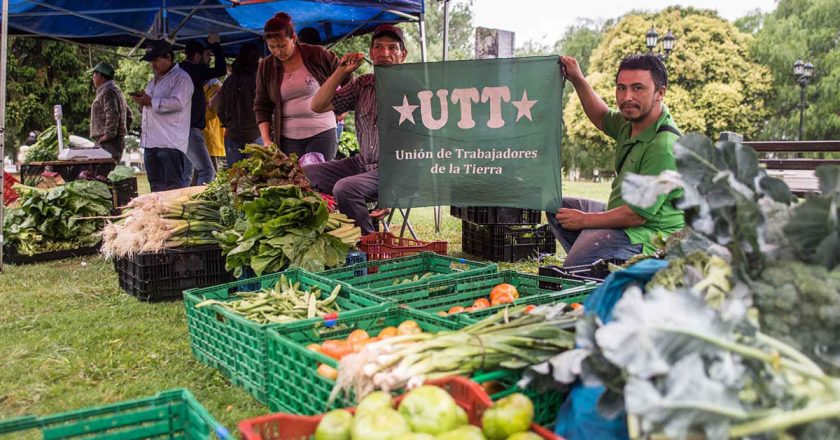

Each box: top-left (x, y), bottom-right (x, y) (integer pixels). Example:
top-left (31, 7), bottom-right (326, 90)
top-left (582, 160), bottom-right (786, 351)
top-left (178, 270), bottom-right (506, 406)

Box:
top-left (0, 176), bottom-right (611, 433)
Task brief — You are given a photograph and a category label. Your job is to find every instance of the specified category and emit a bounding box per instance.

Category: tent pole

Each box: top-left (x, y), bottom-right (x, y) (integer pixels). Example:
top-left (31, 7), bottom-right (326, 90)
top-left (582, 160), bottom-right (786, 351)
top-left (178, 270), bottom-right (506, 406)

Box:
top-left (442, 0), bottom-right (449, 61)
top-left (419, 12), bottom-right (440, 231)
top-left (418, 13), bottom-right (427, 62)
top-left (0, 0), bottom-right (8, 271)
top-left (438, 1), bottom-right (449, 232)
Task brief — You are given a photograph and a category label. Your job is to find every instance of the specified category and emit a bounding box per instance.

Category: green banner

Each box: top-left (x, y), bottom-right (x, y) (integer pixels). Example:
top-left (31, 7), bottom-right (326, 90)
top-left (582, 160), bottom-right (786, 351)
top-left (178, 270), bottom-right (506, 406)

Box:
top-left (376, 56), bottom-right (563, 211)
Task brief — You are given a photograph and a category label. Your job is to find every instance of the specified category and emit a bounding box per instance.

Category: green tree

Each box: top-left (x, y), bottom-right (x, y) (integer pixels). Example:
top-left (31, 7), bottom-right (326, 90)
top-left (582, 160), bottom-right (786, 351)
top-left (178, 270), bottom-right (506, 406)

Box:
top-left (403, 0), bottom-right (474, 62)
top-left (4, 38), bottom-right (114, 160)
top-left (750, 0), bottom-right (840, 140)
top-left (556, 19), bottom-right (609, 178)
top-left (565, 7), bottom-right (774, 152)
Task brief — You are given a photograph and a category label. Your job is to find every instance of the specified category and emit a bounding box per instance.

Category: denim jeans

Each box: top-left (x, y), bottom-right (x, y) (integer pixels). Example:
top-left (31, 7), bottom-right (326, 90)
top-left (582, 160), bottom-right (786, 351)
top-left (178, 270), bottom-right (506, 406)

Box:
top-left (303, 156), bottom-right (378, 234)
top-left (546, 198), bottom-right (643, 267)
top-left (182, 127), bottom-right (216, 186)
top-left (281, 128), bottom-right (338, 162)
top-left (144, 147), bottom-right (187, 192)
top-left (224, 135), bottom-right (262, 167)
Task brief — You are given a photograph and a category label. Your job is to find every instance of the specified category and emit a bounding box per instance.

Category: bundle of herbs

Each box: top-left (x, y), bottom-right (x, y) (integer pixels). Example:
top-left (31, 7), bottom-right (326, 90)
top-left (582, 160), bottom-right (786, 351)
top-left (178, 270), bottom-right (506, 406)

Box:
top-left (520, 134), bottom-right (840, 439)
top-left (214, 184), bottom-right (352, 277)
top-left (3, 180), bottom-right (113, 255)
top-left (100, 186), bottom-right (224, 258)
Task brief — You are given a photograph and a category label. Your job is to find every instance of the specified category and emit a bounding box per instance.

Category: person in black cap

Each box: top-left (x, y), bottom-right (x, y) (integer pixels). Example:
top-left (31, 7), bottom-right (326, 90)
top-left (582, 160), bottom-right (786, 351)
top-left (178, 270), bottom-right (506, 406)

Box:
top-left (89, 61), bottom-right (132, 160)
top-left (305, 24), bottom-right (408, 235)
top-left (132, 39), bottom-right (194, 192)
top-left (178, 32), bottom-right (227, 186)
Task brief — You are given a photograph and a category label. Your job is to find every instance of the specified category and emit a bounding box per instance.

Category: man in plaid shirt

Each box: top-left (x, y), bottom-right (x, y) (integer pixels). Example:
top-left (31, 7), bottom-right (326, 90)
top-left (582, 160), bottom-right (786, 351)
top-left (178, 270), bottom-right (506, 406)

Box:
top-left (307, 24), bottom-right (408, 235)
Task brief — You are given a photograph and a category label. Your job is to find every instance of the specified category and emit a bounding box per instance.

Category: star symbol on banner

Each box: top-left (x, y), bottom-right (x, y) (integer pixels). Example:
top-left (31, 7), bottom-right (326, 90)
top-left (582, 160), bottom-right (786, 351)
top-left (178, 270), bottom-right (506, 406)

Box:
top-left (393, 95), bottom-right (419, 125)
top-left (511, 90), bottom-right (537, 122)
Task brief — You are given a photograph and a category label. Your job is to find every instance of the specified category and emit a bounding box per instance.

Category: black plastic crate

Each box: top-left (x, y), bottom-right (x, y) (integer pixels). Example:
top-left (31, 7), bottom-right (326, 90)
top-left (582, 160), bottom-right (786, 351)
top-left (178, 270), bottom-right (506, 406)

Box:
top-left (450, 206), bottom-right (541, 224)
top-left (2, 244), bottom-right (99, 265)
top-left (110, 177), bottom-right (138, 209)
top-left (538, 258), bottom-right (626, 288)
top-left (114, 244), bottom-right (233, 302)
top-left (461, 220), bottom-right (556, 262)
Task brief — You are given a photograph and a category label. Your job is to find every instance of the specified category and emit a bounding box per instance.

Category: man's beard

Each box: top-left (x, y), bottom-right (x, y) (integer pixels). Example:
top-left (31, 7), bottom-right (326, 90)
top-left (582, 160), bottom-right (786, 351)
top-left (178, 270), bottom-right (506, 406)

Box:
top-left (620, 104), bottom-right (649, 123)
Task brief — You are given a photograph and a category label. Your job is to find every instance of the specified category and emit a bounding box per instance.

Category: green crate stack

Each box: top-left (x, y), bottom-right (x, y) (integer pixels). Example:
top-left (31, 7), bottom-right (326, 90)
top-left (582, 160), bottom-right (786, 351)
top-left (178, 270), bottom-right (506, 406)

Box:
top-left (317, 251), bottom-right (497, 294)
top-left (265, 304), bottom-right (465, 414)
top-left (183, 268), bottom-right (381, 404)
top-left (0, 389), bottom-right (229, 439)
top-left (384, 270), bottom-right (599, 323)
top-left (472, 370), bottom-right (565, 428)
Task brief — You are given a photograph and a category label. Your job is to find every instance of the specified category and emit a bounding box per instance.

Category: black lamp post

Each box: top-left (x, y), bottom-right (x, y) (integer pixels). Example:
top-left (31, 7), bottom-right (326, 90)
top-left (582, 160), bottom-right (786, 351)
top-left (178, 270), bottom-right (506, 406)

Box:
top-left (645, 26), bottom-right (676, 60)
top-left (793, 59), bottom-right (814, 141)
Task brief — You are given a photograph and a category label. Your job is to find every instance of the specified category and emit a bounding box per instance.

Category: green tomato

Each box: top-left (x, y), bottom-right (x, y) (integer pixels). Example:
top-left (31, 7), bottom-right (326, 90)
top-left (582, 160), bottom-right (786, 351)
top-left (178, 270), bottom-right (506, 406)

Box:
top-left (506, 432), bottom-right (542, 440)
top-left (481, 393), bottom-right (534, 440)
top-left (356, 391), bottom-right (393, 418)
top-left (351, 408), bottom-right (410, 440)
top-left (436, 425), bottom-right (487, 440)
top-left (315, 409), bottom-right (353, 440)
top-left (398, 385), bottom-right (462, 434)
top-left (404, 434), bottom-right (436, 440)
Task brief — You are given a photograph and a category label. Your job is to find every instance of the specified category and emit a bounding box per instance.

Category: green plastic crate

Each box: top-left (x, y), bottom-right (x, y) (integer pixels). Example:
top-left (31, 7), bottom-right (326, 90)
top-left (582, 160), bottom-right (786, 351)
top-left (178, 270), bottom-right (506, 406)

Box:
top-left (393, 270), bottom-right (599, 322)
top-left (317, 251), bottom-right (497, 294)
top-left (265, 304), bottom-right (466, 414)
top-left (0, 389), bottom-right (229, 439)
top-left (183, 268), bottom-right (380, 404)
top-left (472, 369), bottom-right (564, 428)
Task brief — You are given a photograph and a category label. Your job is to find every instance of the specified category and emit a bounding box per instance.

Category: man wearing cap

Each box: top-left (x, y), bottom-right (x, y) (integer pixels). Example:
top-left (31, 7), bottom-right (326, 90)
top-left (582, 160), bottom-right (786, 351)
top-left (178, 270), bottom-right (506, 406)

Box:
top-left (178, 33), bottom-right (227, 185)
top-left (89, 62), bottom-right (132, 160)
top-left (132, 40), bottom-right (194, 192)
top-left (306, 24), bottom-right (408, 235)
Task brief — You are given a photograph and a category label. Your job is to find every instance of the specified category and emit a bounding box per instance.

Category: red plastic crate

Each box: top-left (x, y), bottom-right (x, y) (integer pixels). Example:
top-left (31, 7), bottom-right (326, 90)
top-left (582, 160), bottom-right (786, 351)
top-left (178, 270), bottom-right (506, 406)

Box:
top-left (3, 172), bottom-right (19, 206)
top-left (238, 376), bottom-right (561, 440)
top-left (359, 232), bottom-right (448, 262)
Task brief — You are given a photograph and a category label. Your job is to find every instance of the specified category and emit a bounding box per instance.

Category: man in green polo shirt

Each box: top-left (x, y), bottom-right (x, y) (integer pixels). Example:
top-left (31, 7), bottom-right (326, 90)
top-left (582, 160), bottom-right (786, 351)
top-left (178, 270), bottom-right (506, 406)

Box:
top-left (549, 53), bottom-right (685, 266)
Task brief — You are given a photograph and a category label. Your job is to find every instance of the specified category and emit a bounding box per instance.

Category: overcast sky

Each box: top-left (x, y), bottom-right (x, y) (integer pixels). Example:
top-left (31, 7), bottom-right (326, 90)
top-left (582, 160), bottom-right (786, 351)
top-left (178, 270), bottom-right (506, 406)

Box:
top-left (471, 0), bottom-right (779, 47)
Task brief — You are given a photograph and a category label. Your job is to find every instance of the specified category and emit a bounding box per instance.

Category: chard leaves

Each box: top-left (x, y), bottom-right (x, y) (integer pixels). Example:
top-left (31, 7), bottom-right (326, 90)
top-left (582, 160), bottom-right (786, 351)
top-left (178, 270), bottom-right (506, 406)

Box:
top-left (783, 165), bottom-right (840, 270)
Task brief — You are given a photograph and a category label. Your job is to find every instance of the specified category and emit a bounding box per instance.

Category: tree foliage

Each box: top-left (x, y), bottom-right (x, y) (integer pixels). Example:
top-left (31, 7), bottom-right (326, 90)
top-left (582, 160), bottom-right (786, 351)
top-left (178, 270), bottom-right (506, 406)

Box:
top-left (4, 38), bottom-right (117, 159)
top-left (565, 8), bottom-right (774, 152)
top-left (749, 0), bottom-right (840, 140)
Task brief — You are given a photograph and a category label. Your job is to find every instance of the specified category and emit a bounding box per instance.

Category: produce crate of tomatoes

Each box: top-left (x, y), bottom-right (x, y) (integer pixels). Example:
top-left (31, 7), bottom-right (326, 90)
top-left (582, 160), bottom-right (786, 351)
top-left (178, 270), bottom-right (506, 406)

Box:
top-left (239, 375), bottom-right (561, 440)
top-left (381, 270), bottom-right (599, 324)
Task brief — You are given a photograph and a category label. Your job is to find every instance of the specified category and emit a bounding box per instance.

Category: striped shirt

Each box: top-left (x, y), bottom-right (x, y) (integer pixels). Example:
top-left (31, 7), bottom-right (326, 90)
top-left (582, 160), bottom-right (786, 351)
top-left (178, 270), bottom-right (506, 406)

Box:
top-left (332, 74), bottom-right (378, 170)
top-left (140, 64), bottom-right (194, 153)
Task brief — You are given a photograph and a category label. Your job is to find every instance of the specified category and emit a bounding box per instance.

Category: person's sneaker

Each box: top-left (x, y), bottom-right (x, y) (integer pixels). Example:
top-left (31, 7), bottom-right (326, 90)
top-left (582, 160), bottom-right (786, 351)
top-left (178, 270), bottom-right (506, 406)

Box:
top-left (369, 207), bottom-right (391, 219)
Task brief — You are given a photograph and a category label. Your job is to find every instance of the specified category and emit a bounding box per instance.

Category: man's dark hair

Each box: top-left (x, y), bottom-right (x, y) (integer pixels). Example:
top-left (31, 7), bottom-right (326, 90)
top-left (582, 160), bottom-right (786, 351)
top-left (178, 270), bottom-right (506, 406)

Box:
top-left (298, 27), bottom-right (321, 45)
top-left (616, 54), bottom-right (668, 89)
top-left (184, 40), bottom-right (205, 59)
top-left (232, 43), bottom-right (259, 74)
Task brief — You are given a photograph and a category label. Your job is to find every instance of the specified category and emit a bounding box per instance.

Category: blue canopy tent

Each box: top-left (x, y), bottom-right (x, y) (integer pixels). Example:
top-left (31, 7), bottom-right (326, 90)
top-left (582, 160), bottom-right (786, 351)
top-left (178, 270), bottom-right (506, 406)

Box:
top-left (0, 0), bottom-right (430, 268)
top-left (1, 0), bottom-right (425, 55)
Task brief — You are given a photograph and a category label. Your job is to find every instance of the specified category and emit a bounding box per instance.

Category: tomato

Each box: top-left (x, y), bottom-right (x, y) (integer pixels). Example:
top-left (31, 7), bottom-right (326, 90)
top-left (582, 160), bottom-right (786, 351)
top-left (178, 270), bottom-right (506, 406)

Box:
top-left (347, 329), bottom-right (370, 343)
top-left (436, 311), bottom-right (448, 317)
top-left (472, 297), bottom-right (491, 309)
top-left (491, 292), bottom-right (516, 306)
top-left (464, 306), bottom-right (476, 312)
top-left (490, 283), bottom-right (519, 302)
top-left (306, 343), bottom-right (321, 353)
top-left (320, 339), bottom-right (354, 360)
top-left (398, 320), bottom-right (422, 335)
top-left (523, 305), bottom-right (536, 314)
top-left (570, 303), bottom-right (584, 310)
top-left (316, 363), bottom-right (339, 380)
top-left (448, 305), bottom-right (465, 314)
top-left (378, 326), bottom-right (399, 338)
